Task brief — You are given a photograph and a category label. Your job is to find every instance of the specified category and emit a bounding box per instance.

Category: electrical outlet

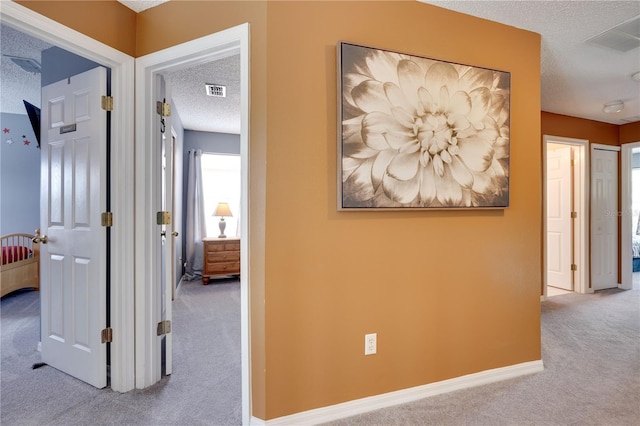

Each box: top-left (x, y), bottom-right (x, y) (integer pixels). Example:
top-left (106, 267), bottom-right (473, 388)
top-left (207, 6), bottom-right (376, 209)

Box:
top-left (364, 333), bottom-right (377, 355)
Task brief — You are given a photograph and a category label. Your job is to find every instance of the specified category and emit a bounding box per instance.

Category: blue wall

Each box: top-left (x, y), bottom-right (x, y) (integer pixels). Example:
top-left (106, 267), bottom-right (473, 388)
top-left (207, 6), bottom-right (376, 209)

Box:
top-left (0, 113), bottom-right (41, 235)
top-left (41, 46), bottom-right (102, 87)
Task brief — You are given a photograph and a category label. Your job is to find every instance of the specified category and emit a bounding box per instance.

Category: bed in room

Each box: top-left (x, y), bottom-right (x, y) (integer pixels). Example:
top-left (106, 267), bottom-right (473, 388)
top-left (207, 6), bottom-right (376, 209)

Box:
top-left (1, 230), bottom-right (40, 297)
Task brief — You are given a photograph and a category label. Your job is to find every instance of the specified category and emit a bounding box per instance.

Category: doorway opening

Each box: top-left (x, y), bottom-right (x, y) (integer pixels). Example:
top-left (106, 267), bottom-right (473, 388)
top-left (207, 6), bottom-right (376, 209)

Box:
top-left (0, 2), bottom-right (135, 392)
top-left (543, 136), bottom-right (589, 297)
top-left (135, 24), bottom-right (251, 424)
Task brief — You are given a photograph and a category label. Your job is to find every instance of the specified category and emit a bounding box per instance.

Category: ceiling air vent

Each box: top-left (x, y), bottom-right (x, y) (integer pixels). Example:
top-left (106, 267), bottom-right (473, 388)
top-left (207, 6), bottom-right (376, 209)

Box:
top-left (586, 16), bottom-right (640, 52)
top-left (3, 55), bottom-right (41, 73)
top-left (205, 83), bottom-right (226, 98)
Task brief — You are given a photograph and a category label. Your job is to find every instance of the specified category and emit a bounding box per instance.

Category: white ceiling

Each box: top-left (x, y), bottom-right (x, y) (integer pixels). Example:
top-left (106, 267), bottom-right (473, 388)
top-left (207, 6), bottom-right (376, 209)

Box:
top-left (117, 0), bottom-right (169, 13)
top-left (3, 1), bottom-right (639, 134)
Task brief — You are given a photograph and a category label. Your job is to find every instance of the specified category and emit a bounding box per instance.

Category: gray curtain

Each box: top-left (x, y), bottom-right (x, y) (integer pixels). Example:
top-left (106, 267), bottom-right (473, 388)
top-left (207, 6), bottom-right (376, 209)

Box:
top-left (185, 149), bottom-right (206, 280)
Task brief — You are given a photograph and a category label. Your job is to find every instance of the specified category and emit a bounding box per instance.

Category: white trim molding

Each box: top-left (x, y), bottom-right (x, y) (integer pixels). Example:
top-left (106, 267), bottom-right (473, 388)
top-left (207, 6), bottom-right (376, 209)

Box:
top-left (621, 142), bottom-right (640, 290)
top-left (255, 360), bottom-right (544, 426)
top-left (0, 0), bottom-right (136, 392)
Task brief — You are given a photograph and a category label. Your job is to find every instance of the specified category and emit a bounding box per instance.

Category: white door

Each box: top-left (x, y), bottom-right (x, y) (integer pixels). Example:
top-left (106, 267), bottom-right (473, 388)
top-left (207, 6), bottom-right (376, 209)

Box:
top-left (40, 67), bottom-right (108, 388)
top-left (547, 145), bottom-right (573, 290)
top-left (157, 75), bottom-right (173, 376)
top-left (591, 147), bottom-right (619, 290)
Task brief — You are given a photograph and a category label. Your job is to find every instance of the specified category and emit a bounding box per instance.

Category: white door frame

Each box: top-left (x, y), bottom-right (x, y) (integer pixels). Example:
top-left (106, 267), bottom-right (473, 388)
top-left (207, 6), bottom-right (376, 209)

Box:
top-left (0, 2), bottom-right (136, 392)
top-left (543, 135), bottom-right (590, 296)
top-left (620, 142), bottom-right (639, 290)
top-left (134, 24), bottom-right (251, 423)
top-left (591, 143), bottom-right (621, 290)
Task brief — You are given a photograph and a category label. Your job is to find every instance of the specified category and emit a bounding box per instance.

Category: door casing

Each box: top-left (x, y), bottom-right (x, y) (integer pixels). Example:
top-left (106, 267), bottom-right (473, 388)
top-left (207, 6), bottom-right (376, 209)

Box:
top-left (543, 135), bottom-right (590, 296)
top-left (620, 142), bottom-right (640, 290)
top-left (0, 1), bottom-right (136, 391)
top-left (134, 24), bottom-right (251, 423)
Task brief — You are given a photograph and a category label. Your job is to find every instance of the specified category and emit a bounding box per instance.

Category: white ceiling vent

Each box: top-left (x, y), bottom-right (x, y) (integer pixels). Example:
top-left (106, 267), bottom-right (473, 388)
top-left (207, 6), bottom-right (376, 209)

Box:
top-left (205, 84), bottom-right (226, 98)
top-left (586, 16), bottom-right (640, 52)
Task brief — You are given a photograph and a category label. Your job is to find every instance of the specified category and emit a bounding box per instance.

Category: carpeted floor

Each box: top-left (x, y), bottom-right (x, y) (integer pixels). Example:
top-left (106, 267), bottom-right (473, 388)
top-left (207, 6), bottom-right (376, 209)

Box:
top-left (2, 280), bottom-right (639, 425)
top-left (0, 278), bottom-right (242, 426)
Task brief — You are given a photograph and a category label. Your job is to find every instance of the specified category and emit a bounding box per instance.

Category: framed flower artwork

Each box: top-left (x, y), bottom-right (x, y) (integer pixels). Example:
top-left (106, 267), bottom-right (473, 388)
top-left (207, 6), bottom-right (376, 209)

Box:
top-left (337, 42), bottom-right (511, 210)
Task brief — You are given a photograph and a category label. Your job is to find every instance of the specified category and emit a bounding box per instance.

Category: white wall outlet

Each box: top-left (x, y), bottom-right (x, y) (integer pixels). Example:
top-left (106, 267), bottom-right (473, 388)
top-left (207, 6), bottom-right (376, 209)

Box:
top-left (364, 333), bottom-right (377, 355)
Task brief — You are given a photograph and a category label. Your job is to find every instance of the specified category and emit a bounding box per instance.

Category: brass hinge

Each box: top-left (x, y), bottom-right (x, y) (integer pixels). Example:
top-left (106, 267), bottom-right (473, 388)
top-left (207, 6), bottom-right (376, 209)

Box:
top-left (157, 320), bottom-right (172, 336)
top-left (571, 211), bottom-right (577, 219)
top-left (101, 96), bottom-right (114, 111)
top-left (156, 101), bottom-right (171, 117)
top-left (157, 211), bottom-right (171, 225)
top-left (101, 212), bottom-right (113, 227)
top-left (571, 264), bottom-right (577, 271)
top-left (101, 327), bottom-right (113, 343)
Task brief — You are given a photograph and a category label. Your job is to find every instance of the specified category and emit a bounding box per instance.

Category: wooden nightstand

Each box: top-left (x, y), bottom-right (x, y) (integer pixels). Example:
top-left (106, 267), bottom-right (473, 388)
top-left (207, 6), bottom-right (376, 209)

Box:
top-left (202, 237), bottom-right (240, 284)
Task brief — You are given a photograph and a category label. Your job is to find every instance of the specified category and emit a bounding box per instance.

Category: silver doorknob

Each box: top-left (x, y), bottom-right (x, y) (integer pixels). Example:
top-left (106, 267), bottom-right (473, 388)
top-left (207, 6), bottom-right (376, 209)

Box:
top-left (172, 231), bottom-right (179, 237)
top-left (33, 235), bottom-right (48, 244)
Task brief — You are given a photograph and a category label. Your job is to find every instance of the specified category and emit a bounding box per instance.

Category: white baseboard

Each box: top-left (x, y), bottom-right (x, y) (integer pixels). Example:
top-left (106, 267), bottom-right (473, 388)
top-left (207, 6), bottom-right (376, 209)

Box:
top-left (253, 360), bottom-right (544, 426)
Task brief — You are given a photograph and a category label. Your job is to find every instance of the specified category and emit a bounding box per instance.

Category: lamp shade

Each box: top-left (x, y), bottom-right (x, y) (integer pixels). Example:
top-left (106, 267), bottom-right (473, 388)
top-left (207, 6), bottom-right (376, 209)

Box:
top-left (214, 202), bottom-right (232, 217)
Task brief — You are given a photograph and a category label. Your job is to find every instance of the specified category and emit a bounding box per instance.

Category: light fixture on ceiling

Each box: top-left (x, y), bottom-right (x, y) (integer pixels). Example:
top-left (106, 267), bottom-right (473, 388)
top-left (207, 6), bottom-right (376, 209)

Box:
top-left (2, 55), bottom-right (41, 74)
top-left (602, 100), bottom-right (624, 114)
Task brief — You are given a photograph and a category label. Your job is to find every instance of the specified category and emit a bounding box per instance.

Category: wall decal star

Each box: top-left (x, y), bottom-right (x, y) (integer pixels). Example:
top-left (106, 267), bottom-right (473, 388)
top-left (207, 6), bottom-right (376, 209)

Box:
top-left (2, 128), bottom-right (10, 134)
top-left (6, 138), bottom-right (14, 145)
top-left (23, 139), bottom-right (31, 146)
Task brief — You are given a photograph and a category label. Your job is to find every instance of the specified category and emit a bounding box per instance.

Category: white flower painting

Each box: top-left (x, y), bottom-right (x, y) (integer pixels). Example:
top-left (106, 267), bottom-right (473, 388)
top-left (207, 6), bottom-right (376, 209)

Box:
top-left (338, 42), bottom-right (510, 209)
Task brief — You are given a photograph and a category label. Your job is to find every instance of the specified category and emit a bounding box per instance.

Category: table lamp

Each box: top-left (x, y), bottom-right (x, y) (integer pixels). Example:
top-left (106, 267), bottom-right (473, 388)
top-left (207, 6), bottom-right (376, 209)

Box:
top-left (214, 202), bottom-right (233, 238)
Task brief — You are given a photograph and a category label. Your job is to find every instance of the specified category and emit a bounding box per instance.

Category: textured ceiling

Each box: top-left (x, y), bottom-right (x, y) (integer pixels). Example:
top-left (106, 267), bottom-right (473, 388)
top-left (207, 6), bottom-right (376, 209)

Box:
top-left (168, 55), bottom-right (241, 134)
top-left (421, 0), bottom-right (640, 125)
top-left (117, 0), bottom-right (169, 13)
top-left (0, 24), bottom-right (52, 113)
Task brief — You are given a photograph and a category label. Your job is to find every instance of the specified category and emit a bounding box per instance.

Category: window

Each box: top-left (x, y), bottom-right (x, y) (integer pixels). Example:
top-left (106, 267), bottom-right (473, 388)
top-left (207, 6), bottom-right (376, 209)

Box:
top-left (633, 168), bottom-right (640, 235)
top-left (201, 153), bottom-right (241, 238)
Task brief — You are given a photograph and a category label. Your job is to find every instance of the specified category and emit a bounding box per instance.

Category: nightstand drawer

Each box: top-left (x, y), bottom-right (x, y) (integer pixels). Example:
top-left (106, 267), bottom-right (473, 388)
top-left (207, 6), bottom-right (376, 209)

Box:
top-left (206, 262), bottom-right (240, 274)
top-left (208, 252), bottom-right (240, 262)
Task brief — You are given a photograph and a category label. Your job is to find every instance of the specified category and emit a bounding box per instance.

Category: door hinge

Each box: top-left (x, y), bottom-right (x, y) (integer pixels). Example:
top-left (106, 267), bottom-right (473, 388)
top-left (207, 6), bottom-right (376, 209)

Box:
top-left (571, 211), bottom-right (577, 219)
top-left (571, 264), bottom-right (577, 271)
top-left (156, 101), bottom-right (171, 117)
top-left (157, 320), bottom-right (172, 336)
top-left (157, 211), bottom-right (171, 225)
top-left (101, 96), bottom-right (114, 111)
top-left (101, 327), bottom-right (113, 343)
top-left (101, 212), bottom-right (113, 227)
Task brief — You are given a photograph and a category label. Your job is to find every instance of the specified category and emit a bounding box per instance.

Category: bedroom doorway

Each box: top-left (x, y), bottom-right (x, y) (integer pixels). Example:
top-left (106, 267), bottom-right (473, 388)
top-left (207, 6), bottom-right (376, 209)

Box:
top-left (135, 24), bottom-right (251, 424)
top-left (1, 1), bottom-right (135, 391)
top-left (543, 136), bottom-right (589, 297)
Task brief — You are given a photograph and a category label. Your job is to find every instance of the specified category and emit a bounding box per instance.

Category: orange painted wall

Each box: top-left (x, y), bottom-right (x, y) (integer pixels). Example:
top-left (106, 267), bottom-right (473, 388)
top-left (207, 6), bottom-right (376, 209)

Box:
top-left (16, 0), bottom-right (543, 420)
top-left (262, 1), bottom-right (541, 419)
top-left (541, 112), bottom-right (619, 146)
top-left (620, 121), bottom-right (640, 144)
top-left (15, 0), bottom-right (137, 56)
